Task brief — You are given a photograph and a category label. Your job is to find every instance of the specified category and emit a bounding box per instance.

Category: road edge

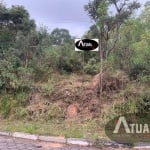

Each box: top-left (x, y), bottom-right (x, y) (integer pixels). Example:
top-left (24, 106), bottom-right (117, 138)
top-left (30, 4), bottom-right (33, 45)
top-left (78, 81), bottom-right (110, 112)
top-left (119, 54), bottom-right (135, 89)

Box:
top-left (0, 131), bottom-right (135, 148)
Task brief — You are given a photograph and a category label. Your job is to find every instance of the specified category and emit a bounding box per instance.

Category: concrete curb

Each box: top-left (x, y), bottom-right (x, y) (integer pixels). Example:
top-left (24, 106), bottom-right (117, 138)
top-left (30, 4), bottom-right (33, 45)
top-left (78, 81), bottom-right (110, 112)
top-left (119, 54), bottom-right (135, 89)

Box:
top-left (134, 143), bottom-right (150, 149)
top-left (0, 131), bottom-right (10, 136)
top-left (67, 138), bottom-right (91, 146)
top-left (0, 131), bottom-right (149, 148)
top-left (0, 131), bottom-right (93, 147)
top-left (38, 135), bottom-right (66, 144)
top-left (12, 132), bottom-right (38, 140)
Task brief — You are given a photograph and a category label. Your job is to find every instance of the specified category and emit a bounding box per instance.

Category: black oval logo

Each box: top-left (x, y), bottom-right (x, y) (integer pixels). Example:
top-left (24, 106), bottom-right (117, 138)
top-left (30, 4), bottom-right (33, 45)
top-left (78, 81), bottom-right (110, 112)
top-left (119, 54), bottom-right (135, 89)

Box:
top-left (75, 39), bottom-right (98, 51)
top-left (105, 113), bottom-right (150, 144)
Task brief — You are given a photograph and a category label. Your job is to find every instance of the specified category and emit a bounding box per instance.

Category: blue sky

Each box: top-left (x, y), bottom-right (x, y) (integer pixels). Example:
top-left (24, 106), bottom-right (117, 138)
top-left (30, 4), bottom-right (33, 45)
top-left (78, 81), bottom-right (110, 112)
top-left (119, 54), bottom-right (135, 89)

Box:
top-left (3, 0), bottom-right (148, 37)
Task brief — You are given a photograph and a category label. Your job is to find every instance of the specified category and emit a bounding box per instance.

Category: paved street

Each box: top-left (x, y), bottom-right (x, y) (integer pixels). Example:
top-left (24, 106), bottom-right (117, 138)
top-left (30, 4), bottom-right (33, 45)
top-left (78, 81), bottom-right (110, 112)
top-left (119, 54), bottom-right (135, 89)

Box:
top-left (0, 136), bottom-right (149, 150)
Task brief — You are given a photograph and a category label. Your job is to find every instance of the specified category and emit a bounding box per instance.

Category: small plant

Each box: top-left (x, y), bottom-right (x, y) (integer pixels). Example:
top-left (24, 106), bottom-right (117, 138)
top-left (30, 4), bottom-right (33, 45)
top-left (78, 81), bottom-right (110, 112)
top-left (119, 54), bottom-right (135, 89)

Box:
top-left (0, 91), bottom-right (30, 119)
top-left (139, 75), bottom-right (150, 85)
top-left (47, 103), bottom-right (65, 120)
top-left (15, 108), bottom-right (28, 119)
top-left (84, 58), bottom-right (100, 75)
top-left (40, 79), bottom-right (56, 96)
top-left (15, 92), bottom-right (30, 107)
top-left (0, 96), bottom-right (12, 118)
top-left (113, 99), bottom-right (138, 115)
top-left (136, 91), bottom-right (150, 113)
top-left (25, 123), bottom-right (39, 134)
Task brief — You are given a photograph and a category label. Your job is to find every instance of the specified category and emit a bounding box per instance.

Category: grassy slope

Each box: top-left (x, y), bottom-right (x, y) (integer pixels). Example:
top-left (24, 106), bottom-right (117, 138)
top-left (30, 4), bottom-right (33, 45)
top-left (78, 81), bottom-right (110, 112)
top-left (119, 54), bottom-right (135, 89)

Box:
top-left (0, 73), bottom-right (149, 140)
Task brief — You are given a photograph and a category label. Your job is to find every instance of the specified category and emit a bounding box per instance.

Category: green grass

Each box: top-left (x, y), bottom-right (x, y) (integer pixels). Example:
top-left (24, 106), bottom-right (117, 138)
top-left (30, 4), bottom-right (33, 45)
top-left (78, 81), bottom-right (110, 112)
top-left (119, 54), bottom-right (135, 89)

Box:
top-left (0, 119), bottom-right (105, 139)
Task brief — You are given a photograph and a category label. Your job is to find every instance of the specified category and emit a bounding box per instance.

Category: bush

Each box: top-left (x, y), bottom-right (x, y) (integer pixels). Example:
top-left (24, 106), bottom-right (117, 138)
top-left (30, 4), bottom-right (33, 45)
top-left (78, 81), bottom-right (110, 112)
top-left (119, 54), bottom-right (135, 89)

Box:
top-left (136, 91), bottom-right (150, 113)
top-left (15, 107), bottom-right (28, 119)
top-left (129, 65), bottom-right (148, 80)
top-left (47, 103), bottom-right (65, 120)
top-left (84, 58), bottom-right (100, 75)
top-left (0, 47), bottom-right (33, 91)
top-left (0, 92), bottom-right (30, 118)
top-left (40, 78), bottom-right (56, 96)
top-left (110, 90), bottom-right (150, 115)
top-left (138, 75), bottom-right (150, 85)
top-left (57, 44), bottom-right (82, 73)
top-left (0, 95), bottom-right (13, 118)
top-left (32, 61), bottom-right (52, 82)
top-left (113, 99), bottom-right (138, 115)
top-left (32, 44), bottom-right (83, 77)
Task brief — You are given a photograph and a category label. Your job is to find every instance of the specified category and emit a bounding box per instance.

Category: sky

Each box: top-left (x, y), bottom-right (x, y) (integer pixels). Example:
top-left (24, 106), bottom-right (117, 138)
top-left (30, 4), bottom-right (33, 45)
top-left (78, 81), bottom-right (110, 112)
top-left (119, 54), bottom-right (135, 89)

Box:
top-left (2, 0), bottom-right (148, 37)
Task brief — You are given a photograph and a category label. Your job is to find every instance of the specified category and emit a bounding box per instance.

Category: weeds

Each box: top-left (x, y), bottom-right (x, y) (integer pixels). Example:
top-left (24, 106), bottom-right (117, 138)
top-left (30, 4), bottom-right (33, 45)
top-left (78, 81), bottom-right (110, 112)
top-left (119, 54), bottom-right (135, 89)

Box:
top-left (0, 92), bottom-right (29, 119)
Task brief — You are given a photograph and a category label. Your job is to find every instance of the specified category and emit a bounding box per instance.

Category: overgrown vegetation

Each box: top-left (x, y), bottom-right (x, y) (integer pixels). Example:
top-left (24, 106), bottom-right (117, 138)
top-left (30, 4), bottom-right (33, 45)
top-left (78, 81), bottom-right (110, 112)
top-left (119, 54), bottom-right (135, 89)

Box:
top-left (0, 0), bottom-right (149, 139)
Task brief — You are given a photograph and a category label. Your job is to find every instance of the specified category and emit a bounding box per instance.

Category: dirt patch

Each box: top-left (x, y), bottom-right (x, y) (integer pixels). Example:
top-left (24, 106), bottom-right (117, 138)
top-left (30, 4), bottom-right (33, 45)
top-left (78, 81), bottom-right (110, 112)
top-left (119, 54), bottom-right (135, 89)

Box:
top-left (67, 103), bottom-right (80, 118)
top-left (27, 72), bottom-right (128, 120)
top-left (92, 71), bottom-right (128, 93)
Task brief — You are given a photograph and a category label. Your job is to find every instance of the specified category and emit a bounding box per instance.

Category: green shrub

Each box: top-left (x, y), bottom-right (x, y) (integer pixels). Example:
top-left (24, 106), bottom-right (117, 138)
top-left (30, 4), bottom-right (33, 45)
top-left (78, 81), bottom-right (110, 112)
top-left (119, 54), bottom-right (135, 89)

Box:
top-left (32, 44), bottom-right (82, 77)
top-left (0, 92), bottom-right (30, 118)
top-left (57, 44), bottom-right (82, 73)
top-left (113, 99), bottom-right (138, 115)
top-left (15, 107), bottom-right (28, 119)
top-left (40, 78), bottom-right (56, 96)
top-left (15, 92), bottom-right (30, 107)
top-left (0, 47), bottom-right (33, 91)
top-left (139, 75), bottom-right (150, 85)
top-left (25, 123), bottom-right (39, 134)
top-left (0, 96), bottom-right (12, 118)
top-left (110, 90), bottom-right (150, 115)
top-left (47, 103), bottom-right (65, 120)
top-left (0, 94), bottom-right (19, 118)
top-left (136, 91), bottom-right (150, 113)
top-left (84, 58), bottom-right (100, 75)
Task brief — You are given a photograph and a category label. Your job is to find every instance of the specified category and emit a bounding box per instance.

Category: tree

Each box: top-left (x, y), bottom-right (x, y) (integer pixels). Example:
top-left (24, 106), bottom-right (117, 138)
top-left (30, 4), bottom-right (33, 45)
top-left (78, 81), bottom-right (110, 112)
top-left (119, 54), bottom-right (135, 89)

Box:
top-left (129, 2), bottom-right (150, 80)
top-left (50, 28), bottom-right (72, 45)
top-left (84, 0), bottom-right (140, 99)
top-left (0, 3), bottom-right (36, 91)
top-left (109, 18), bottom-right (144, 71)
top-left (84, 0), bottom-right (141, 58)
top-left (0, 4), bottom-right (36, 37)
top-left (140, 1), bottom-right (150, 26)
top-left (8, 5), bottom-right (36, 33)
